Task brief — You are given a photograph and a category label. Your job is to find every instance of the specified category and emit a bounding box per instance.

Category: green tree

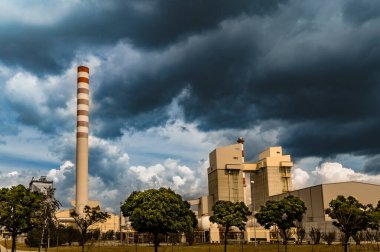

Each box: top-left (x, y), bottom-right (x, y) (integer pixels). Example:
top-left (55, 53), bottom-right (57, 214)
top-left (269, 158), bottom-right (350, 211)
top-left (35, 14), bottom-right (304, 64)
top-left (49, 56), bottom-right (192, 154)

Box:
top-left (369, 200), bottom-right (380, 251)
top-left (325, 195), bottom-right (371, 252)
top-left (322, 231), bottom-right (336, 245)
top-left (60, 226), bottom-right (81, 246)
top-left (70, 205), bottom-right (110, 252)
top-left (255, 195), bottom-right (307, 252)
top-left (37, 187), bottom-right (61, 250)
top-left (209, 200), bottom-right (250, 252)
top-left (0, 185), bottom-right (44, 252)
top-left (370, 200), bottom-right (380, 230)
top-left (121, 188), bottom-right (197, 252)
top-left (296, 225), bottom-right (306, 244)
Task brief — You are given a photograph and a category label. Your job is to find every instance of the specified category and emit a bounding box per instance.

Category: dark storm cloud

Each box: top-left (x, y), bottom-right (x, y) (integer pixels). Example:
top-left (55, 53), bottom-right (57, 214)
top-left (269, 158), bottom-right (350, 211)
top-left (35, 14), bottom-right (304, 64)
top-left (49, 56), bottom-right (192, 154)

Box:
top-left (2, 0), bottom-right (380, 161)
top-left (0, 0), bottom-right (283, 74)
top-left (363, 155), bottom-right (380, 174)
top-left (91, 0), bottom-right (380, 160)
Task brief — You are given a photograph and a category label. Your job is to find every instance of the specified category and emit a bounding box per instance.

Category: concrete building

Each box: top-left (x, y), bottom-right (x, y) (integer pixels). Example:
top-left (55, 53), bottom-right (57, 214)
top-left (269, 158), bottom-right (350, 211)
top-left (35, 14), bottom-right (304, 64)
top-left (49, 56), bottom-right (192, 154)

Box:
top-left (196, 138), bottom-right (380, 243)
top-left (207, 138), bottom-right (293, 211)
top-left (269, 182), bottom-right (380, 233)
top-left (196, 138), bottom-right (295, 242)
top-left (29, 176), bottom-right (53, 194)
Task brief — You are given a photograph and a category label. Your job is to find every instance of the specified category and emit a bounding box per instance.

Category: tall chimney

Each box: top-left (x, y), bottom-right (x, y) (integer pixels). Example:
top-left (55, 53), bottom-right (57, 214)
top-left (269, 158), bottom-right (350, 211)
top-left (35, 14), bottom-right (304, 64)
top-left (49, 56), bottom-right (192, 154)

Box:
top-left (75, 66), bottom-right (89, 214)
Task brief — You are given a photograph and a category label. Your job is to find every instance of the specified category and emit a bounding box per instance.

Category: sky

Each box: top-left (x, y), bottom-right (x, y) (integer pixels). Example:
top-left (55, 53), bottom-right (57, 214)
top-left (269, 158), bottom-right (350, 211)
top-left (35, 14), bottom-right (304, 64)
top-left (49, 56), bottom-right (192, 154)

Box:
top-left (0, 0), bottom-right (380, 212)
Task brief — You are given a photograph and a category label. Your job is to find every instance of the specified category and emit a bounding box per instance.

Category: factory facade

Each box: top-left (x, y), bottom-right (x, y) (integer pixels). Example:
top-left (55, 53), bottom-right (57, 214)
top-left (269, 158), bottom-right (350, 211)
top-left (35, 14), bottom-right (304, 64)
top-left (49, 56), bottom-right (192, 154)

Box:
top-left (192, 138), bottom-right (380, 243)
top-left (269, 182), bottom-right (380, 233)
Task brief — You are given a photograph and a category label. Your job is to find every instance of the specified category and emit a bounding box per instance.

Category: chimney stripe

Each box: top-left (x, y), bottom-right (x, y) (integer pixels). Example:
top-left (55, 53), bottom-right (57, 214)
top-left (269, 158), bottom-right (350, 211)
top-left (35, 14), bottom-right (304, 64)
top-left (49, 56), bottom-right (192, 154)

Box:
top-left (77, 116), bottom-right (89, 122)
top-left (77, 121), bottom-right (89, 127)
top-left (77, 132), bottom-right (88, 138)
top-left (77, 104), bottom-right (89, 110)
top-left (78, 83), bottom-right (89, 89)
top-left (77, 88), bottom-right (89, 94)
top-left (77, 72), bottom-right (89, 78)
top-left (77, 77), bottom-right (89, 83)
top-left (77, 99), bottom-right (89, 105)
top-left (78, 93), bottom-right (89, 99)
top-left (77, 126), bottom-right (89, 133)
top-left (77, 110), bottom-right (89, 116)
top-left (78, 66), bottom-right (89, 73)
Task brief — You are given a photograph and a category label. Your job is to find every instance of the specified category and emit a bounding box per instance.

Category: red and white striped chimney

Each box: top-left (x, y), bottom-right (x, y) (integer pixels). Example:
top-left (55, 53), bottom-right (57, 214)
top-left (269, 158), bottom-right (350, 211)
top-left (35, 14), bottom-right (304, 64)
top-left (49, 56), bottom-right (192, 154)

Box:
top-left (75, 66), bottom-right (89, 214)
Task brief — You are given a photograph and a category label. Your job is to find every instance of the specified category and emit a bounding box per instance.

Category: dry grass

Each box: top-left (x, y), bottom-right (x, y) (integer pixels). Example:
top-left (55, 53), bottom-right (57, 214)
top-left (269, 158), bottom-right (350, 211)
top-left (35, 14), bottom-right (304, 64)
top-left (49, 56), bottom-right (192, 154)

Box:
top-left (1, 241), bottom-right (380, 252)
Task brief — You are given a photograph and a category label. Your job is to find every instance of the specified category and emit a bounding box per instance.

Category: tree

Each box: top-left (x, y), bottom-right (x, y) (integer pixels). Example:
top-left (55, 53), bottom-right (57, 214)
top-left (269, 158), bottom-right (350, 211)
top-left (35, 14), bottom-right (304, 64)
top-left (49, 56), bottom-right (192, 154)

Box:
top-left (60, 226), bottom-right (81, 246)
top-left (255, 195), bottom-right (307, 252)
top-left (121, 188), bottom-right (197, 252)
top-left (309, 227), bottom-right (321, 245)
top-left (37, 187), bottom-right (61, 250)
top-left (296, 225), bottom-right (306, 244)
top-left (209, 200), bottom-right (250, 252)
top-left (70, 205), bottom-right (110, 252)
top-left (322, 231), bottom-right (336, 245)
top-left (0, 185), bottom-right (44, 252)
top-left (352, 231), bottom-right (366, 245)
top-left (369, 201), bottom-right (380, 251)
top-left (325, 195), bottom-right (372, 252)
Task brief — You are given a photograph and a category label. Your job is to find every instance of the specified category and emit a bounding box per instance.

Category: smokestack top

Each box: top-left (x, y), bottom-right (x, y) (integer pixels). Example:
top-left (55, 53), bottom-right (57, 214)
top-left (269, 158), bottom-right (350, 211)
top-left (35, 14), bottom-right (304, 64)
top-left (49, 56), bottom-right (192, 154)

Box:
top-left (237, 137), bottom-right (244, 144)
top-left (78, 66), bottom-right (89, 73)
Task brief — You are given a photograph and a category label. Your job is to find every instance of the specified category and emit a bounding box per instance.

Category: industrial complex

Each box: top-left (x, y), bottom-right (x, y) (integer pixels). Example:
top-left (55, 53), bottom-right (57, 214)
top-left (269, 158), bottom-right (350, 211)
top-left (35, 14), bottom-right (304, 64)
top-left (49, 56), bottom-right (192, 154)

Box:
top-left (190, 138), bottom-right (380, 243)
top-left (31, 66), bottom-right (380, 244)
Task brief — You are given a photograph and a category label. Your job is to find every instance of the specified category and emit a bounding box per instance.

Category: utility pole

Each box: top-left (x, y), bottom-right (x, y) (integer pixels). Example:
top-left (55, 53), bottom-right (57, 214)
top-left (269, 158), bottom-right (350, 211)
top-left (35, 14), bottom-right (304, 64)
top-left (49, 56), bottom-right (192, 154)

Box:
top-left (251, 181), bottom-right (257, 246)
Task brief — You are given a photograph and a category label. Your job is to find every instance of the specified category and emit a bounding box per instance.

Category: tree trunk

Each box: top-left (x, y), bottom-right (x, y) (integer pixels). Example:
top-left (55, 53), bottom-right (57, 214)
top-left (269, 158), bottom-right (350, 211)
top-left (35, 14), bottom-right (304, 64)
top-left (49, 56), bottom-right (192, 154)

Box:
top-left (11, 233), bottom-right (17, 252)
top-left (82, 234), bottom-right (85, 252)
top-left (343, 234), bottom-right (350, 252)
top-left (154, 233), bottom-right (159, 252)
top-left (282, 229), bottom-right (288, 252)
top-left (224, 227), bottom-right (228, 252)
top-left (81, 227), bottom-right (87, 252)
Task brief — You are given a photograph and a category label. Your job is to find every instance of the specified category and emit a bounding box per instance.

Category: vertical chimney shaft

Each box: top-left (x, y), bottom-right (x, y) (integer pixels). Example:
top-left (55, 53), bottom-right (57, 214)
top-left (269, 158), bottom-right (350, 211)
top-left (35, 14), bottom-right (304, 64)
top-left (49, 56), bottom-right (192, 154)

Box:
top-left (75, 66), bottom-right (89, 214)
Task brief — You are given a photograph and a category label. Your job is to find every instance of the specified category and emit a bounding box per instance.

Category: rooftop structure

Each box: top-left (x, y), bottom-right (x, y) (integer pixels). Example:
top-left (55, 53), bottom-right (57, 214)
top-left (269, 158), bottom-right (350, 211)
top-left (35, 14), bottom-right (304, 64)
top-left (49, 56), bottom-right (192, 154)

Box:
top-left (29, 176), bottom-right (53, 194)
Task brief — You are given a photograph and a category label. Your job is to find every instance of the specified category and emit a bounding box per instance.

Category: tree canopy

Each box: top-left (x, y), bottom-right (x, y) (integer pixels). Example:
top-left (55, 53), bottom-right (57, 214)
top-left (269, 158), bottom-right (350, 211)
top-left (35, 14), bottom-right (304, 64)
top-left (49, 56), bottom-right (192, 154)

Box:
top-left (70, 205), bottom-right (110, 252)
top-left (210, 200), bottom-right (250, 252)
top-left (0, 185), bottom-right (44, 252)
top-left (325, 195), bottom-right (373, 252)
top-left (369, 200), bottom-right (380, 231)
top-left (121, 187), bottom-right (197, 252)
top-left (255, 195), bottom-right (306, 251)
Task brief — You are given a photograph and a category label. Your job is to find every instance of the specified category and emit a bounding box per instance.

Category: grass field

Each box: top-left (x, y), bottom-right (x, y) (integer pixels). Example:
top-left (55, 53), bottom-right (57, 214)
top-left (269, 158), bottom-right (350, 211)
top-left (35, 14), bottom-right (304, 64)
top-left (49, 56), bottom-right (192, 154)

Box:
top-left (1, 241), bottom-right (380, 252)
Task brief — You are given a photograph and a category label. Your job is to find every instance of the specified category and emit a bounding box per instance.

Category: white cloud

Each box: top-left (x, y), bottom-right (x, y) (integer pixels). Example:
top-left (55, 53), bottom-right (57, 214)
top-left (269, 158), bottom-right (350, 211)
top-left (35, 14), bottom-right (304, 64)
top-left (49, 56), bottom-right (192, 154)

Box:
top-left (292, 167), bottom-right (310, 189)
top-left (172, 176), bottom-right (186, 187)
top-left (128, 158), bottom-right (206, 198)
top-left (292, 162), bottom-right (380, 189)
top-left (47, 160), bottom-right (74, 183)
top-left (129, 164), bottom-right (165, 184)
top-left (5, 72), bottom-right (47, 114)
top-left (312, 162), bottom-right (380, 185)
top-left (0, 169), bottom-right (39, 188)
top-left (7, 171), bottom-right (19, 177)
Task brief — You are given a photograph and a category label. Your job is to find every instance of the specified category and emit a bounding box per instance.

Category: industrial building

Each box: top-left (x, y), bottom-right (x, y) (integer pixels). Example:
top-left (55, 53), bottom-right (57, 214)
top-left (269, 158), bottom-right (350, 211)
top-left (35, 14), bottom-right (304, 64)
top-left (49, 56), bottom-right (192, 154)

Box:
top-left (269, 182), bottom-right (380, 233)
top-left (192, 138), bottom-right (380, 243)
